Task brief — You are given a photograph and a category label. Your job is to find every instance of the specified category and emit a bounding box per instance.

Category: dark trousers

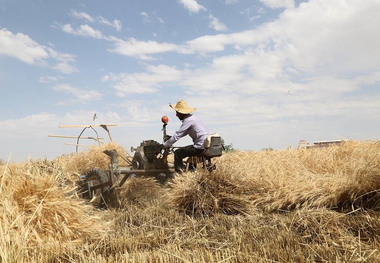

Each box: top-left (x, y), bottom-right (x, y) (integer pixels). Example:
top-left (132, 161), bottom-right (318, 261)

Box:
top-left (174, 145), bottom-right (204, 173)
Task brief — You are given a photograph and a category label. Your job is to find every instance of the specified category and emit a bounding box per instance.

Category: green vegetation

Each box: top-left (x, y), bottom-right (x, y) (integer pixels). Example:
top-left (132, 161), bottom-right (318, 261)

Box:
top-left (221, 138), bottom-right (235, 152)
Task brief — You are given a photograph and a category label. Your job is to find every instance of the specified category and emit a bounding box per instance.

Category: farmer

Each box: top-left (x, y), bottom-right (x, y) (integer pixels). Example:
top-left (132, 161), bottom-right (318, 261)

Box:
top-left (163, 100), bottom-right (209, 173)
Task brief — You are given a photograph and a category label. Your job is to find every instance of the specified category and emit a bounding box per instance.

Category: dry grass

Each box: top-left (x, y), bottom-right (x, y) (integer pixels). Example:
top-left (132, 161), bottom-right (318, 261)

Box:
top-left (167, 171), bottom-right (254, 216)
top-left (55, 142), bottom-right (130, 176)
top-left (1, 140), bottom-right (379, 262)
top-left (116, 177), bottom-right (167, 208)
top-left (168, 140), bottom-right (380, 216)
top-left (243, 140), bottom-right (380, 211)
top-left (0, 159), bottom-right (109, 261)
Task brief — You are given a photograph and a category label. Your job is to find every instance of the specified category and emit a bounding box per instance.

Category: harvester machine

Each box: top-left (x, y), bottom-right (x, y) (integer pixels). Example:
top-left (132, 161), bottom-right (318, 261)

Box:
top-left (77, 116), bottom-right (223, 208)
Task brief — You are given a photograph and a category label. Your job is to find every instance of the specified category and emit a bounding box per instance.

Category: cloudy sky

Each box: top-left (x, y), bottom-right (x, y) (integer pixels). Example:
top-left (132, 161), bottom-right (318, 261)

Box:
top-left (0, 0), bottom-right (379, 161)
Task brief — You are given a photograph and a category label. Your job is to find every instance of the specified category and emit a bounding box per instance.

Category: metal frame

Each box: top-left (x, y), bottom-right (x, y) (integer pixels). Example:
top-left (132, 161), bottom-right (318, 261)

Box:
top-left (48, 124), bottom-right (117, 153)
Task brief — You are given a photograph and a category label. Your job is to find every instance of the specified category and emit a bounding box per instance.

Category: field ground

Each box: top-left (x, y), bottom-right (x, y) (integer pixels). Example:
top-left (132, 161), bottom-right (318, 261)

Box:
top-left (1, 140), bottom-right (379, 262)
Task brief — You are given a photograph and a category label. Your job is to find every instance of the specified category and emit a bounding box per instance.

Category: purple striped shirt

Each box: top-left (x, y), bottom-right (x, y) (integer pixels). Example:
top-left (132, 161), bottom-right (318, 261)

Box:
top-left (163, 114), bottom-right (209, 149)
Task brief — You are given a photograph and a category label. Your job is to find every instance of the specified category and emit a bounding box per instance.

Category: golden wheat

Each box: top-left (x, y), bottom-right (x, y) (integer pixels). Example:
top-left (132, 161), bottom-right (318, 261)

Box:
top-left (0, 140), bottom-right (379, 262)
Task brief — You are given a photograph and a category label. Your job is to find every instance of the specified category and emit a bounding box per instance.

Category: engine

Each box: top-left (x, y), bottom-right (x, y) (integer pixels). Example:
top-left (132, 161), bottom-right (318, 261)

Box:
top-left (131, 140), bottom-right (168, 171)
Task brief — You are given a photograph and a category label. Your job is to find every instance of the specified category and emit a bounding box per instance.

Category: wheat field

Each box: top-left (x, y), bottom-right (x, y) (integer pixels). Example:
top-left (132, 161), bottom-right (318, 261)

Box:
top-left (1, 140), bottom-right (379, 262)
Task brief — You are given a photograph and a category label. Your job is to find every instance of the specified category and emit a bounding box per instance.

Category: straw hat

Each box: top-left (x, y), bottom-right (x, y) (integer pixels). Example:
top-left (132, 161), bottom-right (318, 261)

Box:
top-left (169, 100), bottom-right (196, 114)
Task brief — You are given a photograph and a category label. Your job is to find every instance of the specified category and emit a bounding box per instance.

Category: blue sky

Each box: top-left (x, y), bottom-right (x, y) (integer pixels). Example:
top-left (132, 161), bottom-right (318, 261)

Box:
top-left (0, 0), bottom-right (379, 161)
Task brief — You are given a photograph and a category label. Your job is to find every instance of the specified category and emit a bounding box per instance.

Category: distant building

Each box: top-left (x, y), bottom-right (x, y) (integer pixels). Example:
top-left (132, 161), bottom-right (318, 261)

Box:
top-left (298, 140), bottom-right (310, 148)
top-left (313, 140), bottom-right (344, 147)
top-left (298, 139), bottom-right (345, 149)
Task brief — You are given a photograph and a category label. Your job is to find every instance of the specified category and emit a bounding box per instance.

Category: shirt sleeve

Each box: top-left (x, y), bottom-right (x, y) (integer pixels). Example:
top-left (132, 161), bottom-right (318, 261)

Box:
top-left (163, 119), bottom-right (191, 147)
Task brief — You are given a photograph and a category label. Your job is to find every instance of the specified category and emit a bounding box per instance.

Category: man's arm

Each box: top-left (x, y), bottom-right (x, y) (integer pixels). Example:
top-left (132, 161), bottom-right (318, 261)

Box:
top-left (163, 120), bottom-right (191, 148)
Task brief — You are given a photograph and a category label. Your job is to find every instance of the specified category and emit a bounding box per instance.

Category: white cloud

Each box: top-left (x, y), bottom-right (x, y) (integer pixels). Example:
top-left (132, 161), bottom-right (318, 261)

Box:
top-left (184, 33), bottom-right (233, 53)
top-left (47, 48), bottom-right (78, 74)
top-left (39, 75), bottom-right (60, 83)
top-left (69, 10), bottom-right (94, 22)
top-left (271, 0), bottom-right (380, 73)
top-left (0, 113), bottom-right (58, 139)
top-left (98, 16), bottom-right (122, 31)
top-left (103, 65), bottom-right (182, 96)
top-left (61, 24), bottom-right (103, 39)
top-left (354, 71), bottom-right (380, 86)
top-left (103, 0), bottom-right (380, 67)
top-left (140, 11), bottom-right (151, 23)
top-left (108, 37), bottom-right (180, 60)
top-left (157, 16), bottom-right (165, 24)
top-left (52, 84), bottom-right (102, 102)
top-left (0, 28), bottom-right (49, 64)
top-left (208, 14), bottom-right (228, 32)
top-left (106, 44), bottom-right (379, 138)
top-left (107, 27), bottom-right (263, 58)
top-left (117, 100), bottom-right (163, 123)
top-left (52, 62), bottom-right (78, 74)
top-left (69, 10), bottom-right (121, 31)
top-left (103, 0), bottom-right (380, 124)
top-left (178, 0), bottom-right (380, 74)
top-left (140, 11), bottom-right (165, 24)
top-left (179, 0), bottom-right (206, 13)
top-left (260, 0), bottom-right (295, 9)
top-left (0, 28), bottom-right (77, 74)
top-left (179, 55), bottom-right (247, 93)
top-left (103, 21), bottom-right (259, 58)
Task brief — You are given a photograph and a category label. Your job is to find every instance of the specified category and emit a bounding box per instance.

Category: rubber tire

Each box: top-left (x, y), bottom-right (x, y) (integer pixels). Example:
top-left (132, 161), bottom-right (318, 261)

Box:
top-left (86, 168), bottom-right (111, 208)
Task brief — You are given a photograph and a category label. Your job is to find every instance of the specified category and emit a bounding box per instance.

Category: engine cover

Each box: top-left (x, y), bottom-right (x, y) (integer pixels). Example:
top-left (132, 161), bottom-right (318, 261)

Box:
top-left (131, 140), bottom-right (168, 170)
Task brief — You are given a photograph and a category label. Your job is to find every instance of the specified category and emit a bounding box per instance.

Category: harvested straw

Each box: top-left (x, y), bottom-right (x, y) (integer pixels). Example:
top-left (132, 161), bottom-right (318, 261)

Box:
top-left (250, 140), bottom-right (380, 211)
top-left (168, 171), bottom-right (254, 216)
top-left (56, 142), bottom-right (130, 176)
top-left (0, 159), bottom-right (109, 253)
top-left (1, 140), bottom-right (380, 262)
top-left (168, 140), bottom-right (380, 216)
top-left (116, 176), bottom-right (167, 208)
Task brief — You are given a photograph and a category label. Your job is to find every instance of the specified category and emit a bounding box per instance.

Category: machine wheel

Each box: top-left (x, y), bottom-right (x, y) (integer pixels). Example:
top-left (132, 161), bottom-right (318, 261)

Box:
top-left (131, 152), bottom-right (145, 170)
top-left (86, 168), bottom-right (111, 208)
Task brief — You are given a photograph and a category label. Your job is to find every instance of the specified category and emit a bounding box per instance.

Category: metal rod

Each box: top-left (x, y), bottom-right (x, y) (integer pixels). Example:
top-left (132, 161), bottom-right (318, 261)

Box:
top-left (64, 143), bottom-right (92, 147)
top-left (48, 135), bottom-right (104, 140)
top-left (59, 124), bottom-right (117, 128)
top-left (118, 174), bottom-right (131, 187)
top-left (88, 126), bottom-right (101, 146)
top-left (76, 127), bottom-right (88, 153)
top-left (115, 168), bottom-right (175, 187)
top-left (118, 168), bottom-right (174, 175)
